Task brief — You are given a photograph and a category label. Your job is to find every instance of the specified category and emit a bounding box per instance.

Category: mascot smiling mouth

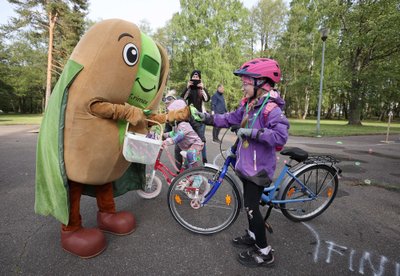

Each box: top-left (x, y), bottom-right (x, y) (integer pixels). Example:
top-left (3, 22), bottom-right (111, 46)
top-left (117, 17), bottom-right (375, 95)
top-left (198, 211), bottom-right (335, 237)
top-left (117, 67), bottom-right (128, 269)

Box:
top-left (136, 78), bottom-right (155, 93)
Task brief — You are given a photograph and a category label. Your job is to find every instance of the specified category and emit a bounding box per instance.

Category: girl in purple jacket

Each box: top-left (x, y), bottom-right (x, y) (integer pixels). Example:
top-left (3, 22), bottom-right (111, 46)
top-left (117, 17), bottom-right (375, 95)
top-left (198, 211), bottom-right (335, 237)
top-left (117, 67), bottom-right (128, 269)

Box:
top-left (199, 58), bottom-right (289, 267)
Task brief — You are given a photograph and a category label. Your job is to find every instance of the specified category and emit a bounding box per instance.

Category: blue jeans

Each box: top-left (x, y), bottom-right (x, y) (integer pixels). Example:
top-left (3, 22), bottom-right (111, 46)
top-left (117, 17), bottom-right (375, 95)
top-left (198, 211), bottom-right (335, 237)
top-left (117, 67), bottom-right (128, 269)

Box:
top-left (197, 123), bottom-right (207, 163)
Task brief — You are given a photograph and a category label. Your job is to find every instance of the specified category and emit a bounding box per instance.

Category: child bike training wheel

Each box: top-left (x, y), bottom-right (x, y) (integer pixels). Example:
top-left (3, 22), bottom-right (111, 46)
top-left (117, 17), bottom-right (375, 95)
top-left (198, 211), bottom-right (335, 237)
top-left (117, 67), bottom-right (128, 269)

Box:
top-left (280, 164), bottom-right (339, 222)
top-left (137, 170), bottom-right (163, 199)
top-left (167, 166), bottom-right (241, 234)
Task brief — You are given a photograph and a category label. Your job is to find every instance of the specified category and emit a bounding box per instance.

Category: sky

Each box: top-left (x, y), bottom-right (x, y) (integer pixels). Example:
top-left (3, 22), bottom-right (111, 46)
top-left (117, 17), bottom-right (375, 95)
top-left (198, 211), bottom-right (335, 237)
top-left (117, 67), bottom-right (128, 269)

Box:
top-left (0, 0), bottom-right (260, 30)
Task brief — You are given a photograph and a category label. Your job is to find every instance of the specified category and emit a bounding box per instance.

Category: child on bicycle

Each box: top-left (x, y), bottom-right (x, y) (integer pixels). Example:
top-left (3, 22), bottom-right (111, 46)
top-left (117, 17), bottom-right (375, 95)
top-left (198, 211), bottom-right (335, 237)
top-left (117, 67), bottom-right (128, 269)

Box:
top-left (198, 58), bottom-right (290, 267)
top-left (163, 99), bottom-right (204, 170)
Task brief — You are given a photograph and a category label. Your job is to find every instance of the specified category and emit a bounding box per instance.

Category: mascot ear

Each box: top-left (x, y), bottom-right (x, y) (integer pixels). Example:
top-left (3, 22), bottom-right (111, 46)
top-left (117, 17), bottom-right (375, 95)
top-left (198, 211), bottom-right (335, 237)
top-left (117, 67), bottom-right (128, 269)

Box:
top-left (146, 42), bottom-right (170, 113)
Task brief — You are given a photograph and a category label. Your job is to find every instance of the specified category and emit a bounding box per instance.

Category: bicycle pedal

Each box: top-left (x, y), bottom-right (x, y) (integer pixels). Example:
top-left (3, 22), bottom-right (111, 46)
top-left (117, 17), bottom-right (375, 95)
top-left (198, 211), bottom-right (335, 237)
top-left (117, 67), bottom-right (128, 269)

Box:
top-left (265, 222), bottom-right (274, 234)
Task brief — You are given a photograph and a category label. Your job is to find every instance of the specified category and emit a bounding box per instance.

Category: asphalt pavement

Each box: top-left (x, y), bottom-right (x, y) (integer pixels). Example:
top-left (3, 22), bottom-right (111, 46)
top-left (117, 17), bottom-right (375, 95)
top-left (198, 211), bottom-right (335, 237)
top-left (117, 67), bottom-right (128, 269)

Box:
top-left (0, 125), bottom-right (399, 276)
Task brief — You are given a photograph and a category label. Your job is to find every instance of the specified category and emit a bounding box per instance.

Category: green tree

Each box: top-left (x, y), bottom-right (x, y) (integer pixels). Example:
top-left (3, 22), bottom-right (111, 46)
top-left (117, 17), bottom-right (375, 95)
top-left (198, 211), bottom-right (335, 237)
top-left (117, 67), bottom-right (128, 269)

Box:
top-left (1, 19), bottom-right (48, 113)
top-left (161, 0), bottom-right (253, 110)
top-left (331, 0), bottom-right (400, 125)
top-left (3, 0), bottom-right (88, 110)
top-left (251, 0), bottom-right (287, 55)
top-left (277, 0), bottom-right (320, 119)
top-left (0, 42), bottom-right (16, 112)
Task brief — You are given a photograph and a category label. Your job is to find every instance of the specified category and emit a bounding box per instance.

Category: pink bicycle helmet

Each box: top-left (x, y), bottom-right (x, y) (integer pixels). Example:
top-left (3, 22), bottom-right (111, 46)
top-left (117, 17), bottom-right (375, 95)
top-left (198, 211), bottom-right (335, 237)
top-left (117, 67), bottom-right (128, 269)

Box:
top-left (234, 58), bottom-right (281, 84)
top-left (167, 99), bottom-right (187, 111)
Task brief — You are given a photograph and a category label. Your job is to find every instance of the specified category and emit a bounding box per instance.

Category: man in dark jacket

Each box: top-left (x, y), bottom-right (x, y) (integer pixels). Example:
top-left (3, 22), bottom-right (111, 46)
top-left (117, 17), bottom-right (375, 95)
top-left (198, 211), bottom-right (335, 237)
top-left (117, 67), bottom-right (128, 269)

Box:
top-left (211, 84), bottom-right (227, 143)
top-left (181, 70), bottom-right (210, 163)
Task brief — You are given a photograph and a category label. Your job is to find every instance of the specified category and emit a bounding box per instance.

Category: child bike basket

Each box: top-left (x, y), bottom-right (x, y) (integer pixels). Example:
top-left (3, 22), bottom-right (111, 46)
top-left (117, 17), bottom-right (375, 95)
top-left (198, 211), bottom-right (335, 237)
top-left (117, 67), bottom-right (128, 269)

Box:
top-left (123, 119), bottom-right (163, 165)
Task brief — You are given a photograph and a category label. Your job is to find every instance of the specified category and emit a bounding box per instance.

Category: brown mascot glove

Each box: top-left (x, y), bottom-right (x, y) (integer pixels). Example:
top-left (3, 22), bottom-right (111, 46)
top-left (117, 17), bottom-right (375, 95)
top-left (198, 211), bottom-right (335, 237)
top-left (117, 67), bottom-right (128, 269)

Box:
top-left (89, 101), bottom-right (145, 126)
top-left (147, 114), bottom-right (167, 124)
top-left (166, 106), bottom-right (190, 123)
top-left (147, 106), bottom-right (190, 124)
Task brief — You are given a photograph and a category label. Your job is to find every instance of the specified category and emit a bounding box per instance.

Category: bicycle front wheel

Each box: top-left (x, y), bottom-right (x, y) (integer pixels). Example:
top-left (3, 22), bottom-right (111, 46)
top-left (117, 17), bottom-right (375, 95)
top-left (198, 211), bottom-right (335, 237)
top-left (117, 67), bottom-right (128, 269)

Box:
top-left (167, 166), bottom-right (241, 235)
top-left (136, 170), bottom-right (163, 199)
top-left (280, 164), bottom-right (338, 222)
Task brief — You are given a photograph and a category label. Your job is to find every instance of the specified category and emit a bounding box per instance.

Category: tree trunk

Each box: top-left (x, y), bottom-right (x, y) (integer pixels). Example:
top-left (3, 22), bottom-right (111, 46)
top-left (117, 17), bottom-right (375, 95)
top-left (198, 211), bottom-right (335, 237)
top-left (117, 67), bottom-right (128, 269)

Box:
top-left (44, 11), bottom-right (58, 110)
top-left (302, 87), bottom-right (310, 120)
top-left (347, 51), bottom-right (363, 125)
top-left (348, 96), bottom-right (362, 125)
top-left (325, 104), bottom-right (334, 119)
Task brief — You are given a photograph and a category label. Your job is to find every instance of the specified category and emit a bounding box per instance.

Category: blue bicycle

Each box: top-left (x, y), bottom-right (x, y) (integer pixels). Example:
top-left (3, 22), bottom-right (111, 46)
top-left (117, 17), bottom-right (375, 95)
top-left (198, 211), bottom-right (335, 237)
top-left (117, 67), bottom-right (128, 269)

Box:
top-left (167, 127), bottom-right (341, 235)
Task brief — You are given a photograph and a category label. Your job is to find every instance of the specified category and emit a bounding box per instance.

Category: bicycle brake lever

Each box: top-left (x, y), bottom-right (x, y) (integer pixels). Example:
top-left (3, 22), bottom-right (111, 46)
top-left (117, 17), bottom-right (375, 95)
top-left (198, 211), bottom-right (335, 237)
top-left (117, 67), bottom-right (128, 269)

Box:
top-left (230, 125), bottom-right (240, 133)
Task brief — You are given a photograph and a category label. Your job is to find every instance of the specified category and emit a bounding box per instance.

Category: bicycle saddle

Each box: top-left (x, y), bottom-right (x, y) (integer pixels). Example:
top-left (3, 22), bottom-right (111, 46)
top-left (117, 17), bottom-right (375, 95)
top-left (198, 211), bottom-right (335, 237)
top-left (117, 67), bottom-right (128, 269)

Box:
top-left (280, 147), bottom-right (308, 162)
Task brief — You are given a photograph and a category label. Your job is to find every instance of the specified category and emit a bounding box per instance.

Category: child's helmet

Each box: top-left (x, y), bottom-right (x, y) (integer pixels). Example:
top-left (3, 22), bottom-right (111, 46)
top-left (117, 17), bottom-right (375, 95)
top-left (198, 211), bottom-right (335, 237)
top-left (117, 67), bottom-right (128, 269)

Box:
top-left (167, 99), bottom-right (187, 111)
top-left (234, 58), bottom-right (281, 84)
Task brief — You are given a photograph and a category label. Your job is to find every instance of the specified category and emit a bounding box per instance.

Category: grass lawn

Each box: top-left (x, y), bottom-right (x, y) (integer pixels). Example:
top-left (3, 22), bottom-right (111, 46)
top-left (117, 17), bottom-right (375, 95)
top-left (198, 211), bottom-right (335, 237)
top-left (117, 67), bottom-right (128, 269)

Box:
top-left (289, 119), bottom-right (400, 136)
top-left (1, 114), bottom-right (399, 137)
top-left (0, 114), bottom-right (43, 125)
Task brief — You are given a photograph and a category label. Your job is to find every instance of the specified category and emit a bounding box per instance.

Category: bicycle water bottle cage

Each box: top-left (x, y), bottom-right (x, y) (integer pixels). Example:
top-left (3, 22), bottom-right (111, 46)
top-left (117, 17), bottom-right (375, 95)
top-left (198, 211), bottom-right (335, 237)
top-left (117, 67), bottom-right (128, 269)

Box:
top-left (280, 147), bottom-right (308, 162)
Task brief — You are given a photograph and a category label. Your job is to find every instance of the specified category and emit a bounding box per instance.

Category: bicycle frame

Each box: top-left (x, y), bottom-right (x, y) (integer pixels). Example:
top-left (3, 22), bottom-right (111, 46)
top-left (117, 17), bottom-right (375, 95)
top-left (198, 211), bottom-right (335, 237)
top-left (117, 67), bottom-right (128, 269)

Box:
top-left (149, 147), bottom-right (185, 185)
top-left (261, 164), bottom-right (318, 204)
top-left (202, 143), bottom-right (337, 207)
top-left (202, 154), bottom-right (237, 205)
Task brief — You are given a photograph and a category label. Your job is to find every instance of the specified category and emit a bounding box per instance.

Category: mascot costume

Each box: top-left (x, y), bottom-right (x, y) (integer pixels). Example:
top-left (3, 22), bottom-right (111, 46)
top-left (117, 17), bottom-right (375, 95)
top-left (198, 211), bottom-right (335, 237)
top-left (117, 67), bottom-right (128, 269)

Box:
top-left (35, 19), bottom-right (188, 258)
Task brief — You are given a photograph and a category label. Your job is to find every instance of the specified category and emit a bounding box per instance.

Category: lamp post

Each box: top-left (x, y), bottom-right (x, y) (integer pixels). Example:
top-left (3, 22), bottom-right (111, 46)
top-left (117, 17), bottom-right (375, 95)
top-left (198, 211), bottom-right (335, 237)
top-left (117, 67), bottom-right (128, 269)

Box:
top-left (316, 27), bottom-right (329, 137)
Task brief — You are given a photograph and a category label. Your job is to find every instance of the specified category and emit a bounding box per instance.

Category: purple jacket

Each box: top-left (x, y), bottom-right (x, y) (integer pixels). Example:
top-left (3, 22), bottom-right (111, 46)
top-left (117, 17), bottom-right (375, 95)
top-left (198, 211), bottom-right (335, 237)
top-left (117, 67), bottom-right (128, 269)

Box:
top-left (213, 93), bottom-right (289, 186)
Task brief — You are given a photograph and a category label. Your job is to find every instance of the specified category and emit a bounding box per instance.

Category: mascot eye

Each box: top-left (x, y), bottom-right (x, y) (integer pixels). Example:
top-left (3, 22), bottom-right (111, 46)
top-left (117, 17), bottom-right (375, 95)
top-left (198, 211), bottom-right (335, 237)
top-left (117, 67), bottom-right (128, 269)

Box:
top-left (123, 43), bottom-right (139, 66)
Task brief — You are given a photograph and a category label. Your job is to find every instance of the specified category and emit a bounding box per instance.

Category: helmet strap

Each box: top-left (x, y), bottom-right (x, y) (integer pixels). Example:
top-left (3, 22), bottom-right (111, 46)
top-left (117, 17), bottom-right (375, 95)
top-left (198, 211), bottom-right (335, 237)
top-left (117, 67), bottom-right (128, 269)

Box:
top-left (251, 78), bottom-right (269, 101)
top-left (250, 78), bottom-right (259, 102)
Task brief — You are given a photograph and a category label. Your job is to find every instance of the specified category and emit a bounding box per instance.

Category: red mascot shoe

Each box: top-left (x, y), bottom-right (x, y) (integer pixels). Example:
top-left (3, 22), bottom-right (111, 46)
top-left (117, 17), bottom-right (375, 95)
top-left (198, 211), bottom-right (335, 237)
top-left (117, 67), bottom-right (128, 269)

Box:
top-left (97, 211), bottom-right (136, 235)
top-left (61, 228), bottom-right (106, 258)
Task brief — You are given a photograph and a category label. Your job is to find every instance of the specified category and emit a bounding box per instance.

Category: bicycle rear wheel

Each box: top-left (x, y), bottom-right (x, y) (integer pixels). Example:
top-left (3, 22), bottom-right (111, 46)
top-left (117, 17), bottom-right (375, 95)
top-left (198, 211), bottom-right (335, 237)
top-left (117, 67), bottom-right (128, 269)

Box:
top-left (280, 164), bottom-right (338, 222)
top-left (167, 166), bottom-right (241, 235)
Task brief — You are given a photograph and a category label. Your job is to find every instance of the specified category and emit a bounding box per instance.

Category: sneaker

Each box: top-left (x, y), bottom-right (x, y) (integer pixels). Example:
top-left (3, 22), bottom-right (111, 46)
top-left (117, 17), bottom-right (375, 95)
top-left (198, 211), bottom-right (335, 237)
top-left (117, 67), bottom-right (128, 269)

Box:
top-left (238, 246), bottom-right (274, 267)
top-left (232, 231), bottom-right (256, 248)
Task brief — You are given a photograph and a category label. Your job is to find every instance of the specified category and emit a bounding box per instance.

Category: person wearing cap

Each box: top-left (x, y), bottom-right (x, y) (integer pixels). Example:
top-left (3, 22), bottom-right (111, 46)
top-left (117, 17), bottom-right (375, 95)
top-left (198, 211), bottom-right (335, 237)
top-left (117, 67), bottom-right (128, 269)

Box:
top-left (180, 70), bottom-right (210, 163)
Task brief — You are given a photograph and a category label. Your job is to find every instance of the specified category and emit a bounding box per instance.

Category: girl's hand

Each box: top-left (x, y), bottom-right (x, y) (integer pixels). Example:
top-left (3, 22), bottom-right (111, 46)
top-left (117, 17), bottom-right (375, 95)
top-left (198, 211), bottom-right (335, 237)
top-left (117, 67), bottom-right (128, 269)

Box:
top-left (163, 138), bottom-right (174, 147)
top-left (237, 128), bottom-right (253, 140)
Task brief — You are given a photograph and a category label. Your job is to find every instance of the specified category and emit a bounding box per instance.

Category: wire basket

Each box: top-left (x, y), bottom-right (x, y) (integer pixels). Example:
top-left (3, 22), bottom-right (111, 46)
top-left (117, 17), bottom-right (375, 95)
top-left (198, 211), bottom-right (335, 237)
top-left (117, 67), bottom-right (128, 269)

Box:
top-left (122, 119), bottom-right (163, 165)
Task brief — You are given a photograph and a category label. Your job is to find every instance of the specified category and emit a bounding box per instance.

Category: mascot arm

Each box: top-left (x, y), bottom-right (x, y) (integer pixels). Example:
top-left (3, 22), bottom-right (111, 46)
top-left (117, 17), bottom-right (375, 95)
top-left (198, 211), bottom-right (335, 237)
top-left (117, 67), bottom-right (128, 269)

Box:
top-left (148, 106), bottom-right (191, 124)
top-left (89, 99), bottom-right (145, 126)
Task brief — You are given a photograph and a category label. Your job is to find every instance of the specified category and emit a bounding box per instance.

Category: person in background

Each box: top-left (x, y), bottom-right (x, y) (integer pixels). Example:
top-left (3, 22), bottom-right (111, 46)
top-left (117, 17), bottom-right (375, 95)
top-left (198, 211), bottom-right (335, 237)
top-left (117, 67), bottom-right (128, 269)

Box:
top-left (211, 84), bottom-right (227, 143)
top-left (197, 58), bottom-right (289, 268)
top-left (181, 70), bottom-right (210, 163)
